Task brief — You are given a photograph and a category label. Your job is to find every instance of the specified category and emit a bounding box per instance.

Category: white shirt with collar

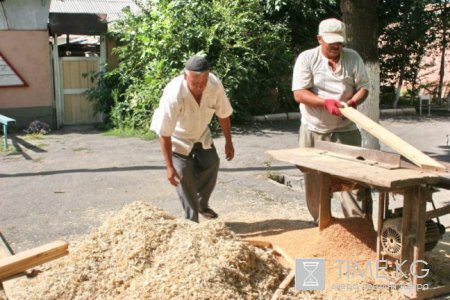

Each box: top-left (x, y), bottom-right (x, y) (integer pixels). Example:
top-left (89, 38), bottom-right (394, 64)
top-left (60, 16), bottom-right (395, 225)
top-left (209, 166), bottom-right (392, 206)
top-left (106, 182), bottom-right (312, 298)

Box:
top-left (292, 46), bottom-right (369, 133)
top-left (150, 73), bottom-right (233, 155)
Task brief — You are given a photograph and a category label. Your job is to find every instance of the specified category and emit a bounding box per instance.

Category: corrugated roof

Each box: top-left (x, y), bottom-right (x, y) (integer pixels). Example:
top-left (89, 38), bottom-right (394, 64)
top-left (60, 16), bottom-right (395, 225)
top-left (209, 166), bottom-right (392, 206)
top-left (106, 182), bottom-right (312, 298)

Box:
top-left (50, 0), bottom-right (140, 21)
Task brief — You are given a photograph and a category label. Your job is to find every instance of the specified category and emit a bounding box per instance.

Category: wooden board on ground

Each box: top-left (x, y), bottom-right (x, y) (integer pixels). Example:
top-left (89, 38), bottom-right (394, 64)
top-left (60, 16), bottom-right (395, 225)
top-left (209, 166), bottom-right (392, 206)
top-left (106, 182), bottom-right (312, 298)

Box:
top-left (266, 148), bottom-right (440, 188)
top-left (243, 240), bottom-right (295, 268)
top-left (270, 269), bottom-right (295, 300)
top-left (340, 106), bottom-right (446, 172)
top-left (0, 233), bottom-right (25, 299)
top-left (0, 240), bottom-right (68, 281)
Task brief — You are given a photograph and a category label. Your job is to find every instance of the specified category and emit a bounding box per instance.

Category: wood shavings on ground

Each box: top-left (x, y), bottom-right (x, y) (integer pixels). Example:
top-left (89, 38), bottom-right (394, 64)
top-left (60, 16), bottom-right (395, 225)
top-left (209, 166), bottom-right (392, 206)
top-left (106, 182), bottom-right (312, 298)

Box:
top-left (242, 217), bottom-right (406, 300)
top-left (422, 232), bottom-right (450, 289)
top-left (11, 202), bottom-right (286, 300)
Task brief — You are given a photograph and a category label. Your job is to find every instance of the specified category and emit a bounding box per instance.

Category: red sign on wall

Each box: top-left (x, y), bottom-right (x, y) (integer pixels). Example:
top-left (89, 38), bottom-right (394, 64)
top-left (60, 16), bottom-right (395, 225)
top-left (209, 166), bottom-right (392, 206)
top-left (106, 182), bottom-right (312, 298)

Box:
top-left (0, 52), bottom-right (28, 88)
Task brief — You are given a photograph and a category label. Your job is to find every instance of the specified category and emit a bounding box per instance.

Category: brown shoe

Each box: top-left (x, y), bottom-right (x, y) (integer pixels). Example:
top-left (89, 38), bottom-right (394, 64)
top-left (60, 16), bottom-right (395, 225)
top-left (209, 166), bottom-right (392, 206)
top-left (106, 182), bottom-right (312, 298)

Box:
top-left (200, 208), bottom-right (218, 219)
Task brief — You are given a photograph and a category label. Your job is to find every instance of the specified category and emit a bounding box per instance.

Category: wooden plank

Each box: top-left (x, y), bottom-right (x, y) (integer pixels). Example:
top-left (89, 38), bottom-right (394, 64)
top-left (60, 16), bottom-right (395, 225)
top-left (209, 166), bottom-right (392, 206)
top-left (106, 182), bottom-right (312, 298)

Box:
top-left (243, 240), bottom-right (295, 269)
top-left (304, 171), bottom-right (321, 222)
top-left (415, 284), bottom-right (450, 299)
top-left (340, 106), bottom-right (446, 172)
top-left (376, 192), bottom-right (386, 261)
top-left (315, 140), bottom-right (401, 168)
top-left (61, 58), bottom-right (101, 125)
top-left (0, 233), bottom-right (25, 300)
top-left (63, 94), bottom-right (99, 125)
top-left (425, 205), bottom-right (450, 219)
top-left (270, 269), bottom-right (295, 300)
top-left (272, 245), bottom-right (295, 267)
top-left (401, 187), bottom-right (415, 273)
top-left (0, 240), bottom-right (68, 281)
top-left (411, 187), bottom-right (428, 293)
top-left (266, 148), bottom-right (440, 188)
top-left (244, 240), bottom-right (273, 248)
top-left (318, 173), bottom-right (332, 230)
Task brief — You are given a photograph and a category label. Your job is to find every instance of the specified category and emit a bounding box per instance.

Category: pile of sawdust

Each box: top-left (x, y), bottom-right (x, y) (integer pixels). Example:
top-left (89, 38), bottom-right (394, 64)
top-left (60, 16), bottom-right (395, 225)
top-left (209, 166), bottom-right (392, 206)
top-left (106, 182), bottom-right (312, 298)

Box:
top-left (12, 202), bottom-right (286, 300)
top-left (243, 217), bottom-right (376, 263)
top-left (316, 217), bottom-right (376, 261)
top-left (243, 217), bottom-right (405, 299)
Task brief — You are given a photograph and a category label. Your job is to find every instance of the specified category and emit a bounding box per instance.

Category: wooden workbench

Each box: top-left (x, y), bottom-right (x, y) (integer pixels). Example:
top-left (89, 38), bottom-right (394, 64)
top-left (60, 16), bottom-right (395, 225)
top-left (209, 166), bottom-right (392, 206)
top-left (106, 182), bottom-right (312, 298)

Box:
top-left (266, 146), bottom-right (450, 299)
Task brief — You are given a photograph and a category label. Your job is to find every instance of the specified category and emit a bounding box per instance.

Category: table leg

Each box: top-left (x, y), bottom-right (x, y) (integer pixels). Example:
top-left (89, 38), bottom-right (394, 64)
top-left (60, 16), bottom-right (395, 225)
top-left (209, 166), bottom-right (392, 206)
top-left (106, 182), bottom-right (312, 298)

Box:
top-left (318, 172), bottom-right (332, 230)
top-left (376, 192), bottom-right (387, 260)
top-left (401, 188), bottom-right (414, 270)
top-left (304, 170), bottom-right (321, 223)
top-left (401, 186), bottom-right (428, 299)
top-left (412, 187), bottom-right (428, 297)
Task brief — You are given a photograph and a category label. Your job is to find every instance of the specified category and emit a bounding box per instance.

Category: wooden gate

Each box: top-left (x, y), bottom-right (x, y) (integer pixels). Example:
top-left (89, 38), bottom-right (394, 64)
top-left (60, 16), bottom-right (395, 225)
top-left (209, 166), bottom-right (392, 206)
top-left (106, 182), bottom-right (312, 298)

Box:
top-left (60, 57), bottom-right (101, 125)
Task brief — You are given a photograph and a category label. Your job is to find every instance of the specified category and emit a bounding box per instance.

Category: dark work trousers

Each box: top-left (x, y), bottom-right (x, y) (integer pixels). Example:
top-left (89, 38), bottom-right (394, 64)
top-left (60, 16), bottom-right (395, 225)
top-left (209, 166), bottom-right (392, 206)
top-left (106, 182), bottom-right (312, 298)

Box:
top-left (299, 124), bottom-right (373, 223)
top-left (172, 143), bottom-right (220, 222)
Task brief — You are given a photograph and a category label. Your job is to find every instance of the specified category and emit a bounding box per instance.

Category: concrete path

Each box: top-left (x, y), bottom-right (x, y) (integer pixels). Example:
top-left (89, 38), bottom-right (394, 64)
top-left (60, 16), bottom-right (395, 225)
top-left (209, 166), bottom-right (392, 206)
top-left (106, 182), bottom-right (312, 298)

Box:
top-left (1, 116), bottom-right (449, 252)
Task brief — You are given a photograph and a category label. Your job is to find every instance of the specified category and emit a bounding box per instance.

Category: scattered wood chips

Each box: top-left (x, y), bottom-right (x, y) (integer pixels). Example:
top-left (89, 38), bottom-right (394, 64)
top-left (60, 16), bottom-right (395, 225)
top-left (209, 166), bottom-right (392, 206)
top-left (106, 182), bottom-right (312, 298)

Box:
top-left (244, 217), bottom-right (406, 299)
top-left (11, 202), bottom-right (286, 300)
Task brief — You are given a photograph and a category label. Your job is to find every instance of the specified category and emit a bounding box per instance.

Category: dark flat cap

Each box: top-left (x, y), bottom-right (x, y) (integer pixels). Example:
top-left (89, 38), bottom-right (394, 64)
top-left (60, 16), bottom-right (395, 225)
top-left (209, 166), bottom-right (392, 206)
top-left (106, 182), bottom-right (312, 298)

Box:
top-left (185, 55), bottom-right (210, 72)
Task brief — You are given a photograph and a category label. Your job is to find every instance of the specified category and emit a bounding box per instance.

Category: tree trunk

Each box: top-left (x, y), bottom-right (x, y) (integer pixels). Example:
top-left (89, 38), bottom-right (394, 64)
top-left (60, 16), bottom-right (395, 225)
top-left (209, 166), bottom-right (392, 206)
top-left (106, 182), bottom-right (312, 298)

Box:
top-left (411, 69), bottom-right (419, 106)
top-left (341, 0), bottom-right (380, 150)
top-left (393, 68), bottom-right (404, 109)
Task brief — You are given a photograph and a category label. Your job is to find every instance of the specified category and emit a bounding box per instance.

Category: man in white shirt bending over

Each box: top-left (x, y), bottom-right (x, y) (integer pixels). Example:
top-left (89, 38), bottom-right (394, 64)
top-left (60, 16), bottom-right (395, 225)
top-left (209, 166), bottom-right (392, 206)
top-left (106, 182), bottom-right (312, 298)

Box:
top-left (292, 18), bottom-right (372, 223)
top-left (151, 55), bottom-right (234, 222)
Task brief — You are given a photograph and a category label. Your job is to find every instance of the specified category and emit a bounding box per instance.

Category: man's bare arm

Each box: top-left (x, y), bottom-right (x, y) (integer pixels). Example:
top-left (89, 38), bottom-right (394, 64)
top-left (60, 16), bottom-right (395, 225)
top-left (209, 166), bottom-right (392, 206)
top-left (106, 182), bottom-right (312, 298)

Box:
top-left (160, 136), bottom-right (180, 186)
top-left (347, 88), bottom-right (369, 107)
top-left (218, 117), bottom-right (234, 161)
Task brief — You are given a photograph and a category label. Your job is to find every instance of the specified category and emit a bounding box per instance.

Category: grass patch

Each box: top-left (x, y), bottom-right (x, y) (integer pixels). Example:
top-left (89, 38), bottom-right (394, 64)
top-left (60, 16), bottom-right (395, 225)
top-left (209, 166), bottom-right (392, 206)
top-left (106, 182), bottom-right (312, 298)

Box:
top-left (102, 128), bottom-right (158, 140)
top-left (0, 146), bottom-right (12, 153)
top-left (0, 144), bottom-right (22, 154)
top-left (73, 147), bottom-right (90, 152)
top-left (264, 160), bottom-right (285, 183)
top-left (23, 133), bottom-right (45, 140)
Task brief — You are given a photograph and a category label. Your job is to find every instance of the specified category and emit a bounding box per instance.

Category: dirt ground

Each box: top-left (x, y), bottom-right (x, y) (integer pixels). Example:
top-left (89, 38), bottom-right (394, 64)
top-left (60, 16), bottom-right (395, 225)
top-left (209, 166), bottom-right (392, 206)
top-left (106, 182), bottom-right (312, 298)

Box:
top-left (1, 116), bottom-right (449, 298)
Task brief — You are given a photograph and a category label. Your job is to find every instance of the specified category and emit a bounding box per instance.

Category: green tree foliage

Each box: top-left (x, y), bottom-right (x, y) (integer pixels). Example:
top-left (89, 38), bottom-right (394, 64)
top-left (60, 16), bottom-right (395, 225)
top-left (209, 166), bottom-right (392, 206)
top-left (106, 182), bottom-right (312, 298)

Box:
top-left (262, 0), bottom-right (340, 54)
top-left (378, 0), bottom-right (435, 106)
top-left (430, 0), bottom-right (449, 101)
top-left (88, 0), bottom-right (293, 129)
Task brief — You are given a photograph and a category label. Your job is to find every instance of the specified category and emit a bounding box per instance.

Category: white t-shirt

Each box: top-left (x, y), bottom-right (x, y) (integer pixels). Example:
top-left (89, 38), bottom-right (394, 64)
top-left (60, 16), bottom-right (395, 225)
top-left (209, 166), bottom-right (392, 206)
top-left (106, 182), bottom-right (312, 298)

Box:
top-left (150, 73), bottom-right (233, 155)
top-left (292, 46), bottom-right (369, 133)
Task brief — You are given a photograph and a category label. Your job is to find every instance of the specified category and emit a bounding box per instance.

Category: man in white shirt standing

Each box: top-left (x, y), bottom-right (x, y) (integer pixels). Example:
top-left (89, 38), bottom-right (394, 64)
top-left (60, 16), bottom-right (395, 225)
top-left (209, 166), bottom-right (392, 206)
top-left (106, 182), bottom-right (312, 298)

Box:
top-left (151, 55), bottom-right (234, 222)
top-left (292, 18), bottom-right (372, 222)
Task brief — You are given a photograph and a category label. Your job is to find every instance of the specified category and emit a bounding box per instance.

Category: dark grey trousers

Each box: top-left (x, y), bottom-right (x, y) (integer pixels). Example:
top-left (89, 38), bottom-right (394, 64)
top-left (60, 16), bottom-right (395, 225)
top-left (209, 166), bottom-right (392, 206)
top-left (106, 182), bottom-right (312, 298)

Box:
top-left (299, 124), bottom-right (373, 222)
top-left (172, 143), bottom-right (220, 222)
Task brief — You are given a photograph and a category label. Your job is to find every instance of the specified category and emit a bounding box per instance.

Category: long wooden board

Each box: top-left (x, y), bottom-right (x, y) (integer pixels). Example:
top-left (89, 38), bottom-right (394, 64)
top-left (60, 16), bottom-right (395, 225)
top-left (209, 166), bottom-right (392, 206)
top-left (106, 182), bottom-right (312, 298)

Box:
top-left (0, 234), bottom-right (17, 298)
top-left (340, 106), bottom-right (446, 172)
top-left (315, 140), bottom-right (401, 169)
top-left (266, 148), bottom-right (440, 188)
top-left (0, 240), bottom-right (68, 281)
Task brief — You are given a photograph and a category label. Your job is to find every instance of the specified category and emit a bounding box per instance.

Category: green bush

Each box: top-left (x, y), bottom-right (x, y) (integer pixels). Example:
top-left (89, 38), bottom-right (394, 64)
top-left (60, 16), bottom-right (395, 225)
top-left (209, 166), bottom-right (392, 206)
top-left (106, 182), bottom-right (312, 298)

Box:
top-left (87, 0), bottom-right (293, 130)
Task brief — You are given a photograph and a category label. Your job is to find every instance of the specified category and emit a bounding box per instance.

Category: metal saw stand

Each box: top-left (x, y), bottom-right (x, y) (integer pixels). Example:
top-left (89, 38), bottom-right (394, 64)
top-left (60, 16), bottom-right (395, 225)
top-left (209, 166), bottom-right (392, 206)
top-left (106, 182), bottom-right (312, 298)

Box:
top-left (266, 141), bottom-right (450, 299)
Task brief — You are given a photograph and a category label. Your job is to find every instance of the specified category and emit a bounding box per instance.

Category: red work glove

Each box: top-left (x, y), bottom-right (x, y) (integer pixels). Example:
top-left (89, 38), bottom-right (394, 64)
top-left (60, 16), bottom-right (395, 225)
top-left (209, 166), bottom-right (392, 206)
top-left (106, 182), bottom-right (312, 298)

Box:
top-left (323, 99), bottom-right (343, 116)
top-left (347, 99), bottom-right (358, 108)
